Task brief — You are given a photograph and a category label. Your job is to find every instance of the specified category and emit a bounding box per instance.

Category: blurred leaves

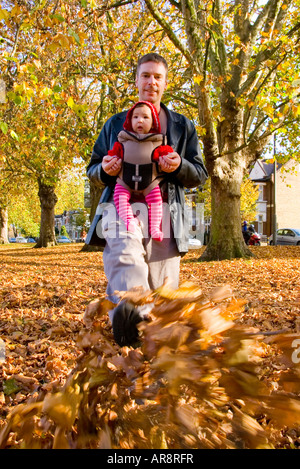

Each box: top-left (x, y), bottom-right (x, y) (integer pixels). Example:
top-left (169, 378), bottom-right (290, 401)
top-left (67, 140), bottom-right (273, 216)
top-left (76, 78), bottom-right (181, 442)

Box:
top-left (1, 245), bottom-right (300, 449)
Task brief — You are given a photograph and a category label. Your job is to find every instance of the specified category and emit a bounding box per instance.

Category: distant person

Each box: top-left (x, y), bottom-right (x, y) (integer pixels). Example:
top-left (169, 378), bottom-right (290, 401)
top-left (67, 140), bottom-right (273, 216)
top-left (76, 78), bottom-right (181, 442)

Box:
top-left (204, 226), bottom-right (210, 246)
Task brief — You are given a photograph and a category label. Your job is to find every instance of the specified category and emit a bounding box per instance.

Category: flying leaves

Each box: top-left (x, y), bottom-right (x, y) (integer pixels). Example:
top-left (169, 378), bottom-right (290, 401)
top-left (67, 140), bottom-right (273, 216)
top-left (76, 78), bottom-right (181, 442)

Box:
top-left (1, 244), bottom-right (300, 449)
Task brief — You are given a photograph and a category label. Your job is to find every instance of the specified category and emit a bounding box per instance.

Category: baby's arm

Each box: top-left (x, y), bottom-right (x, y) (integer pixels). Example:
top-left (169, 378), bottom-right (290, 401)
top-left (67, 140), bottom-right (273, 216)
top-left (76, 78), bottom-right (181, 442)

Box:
top-left (153, 145), bottom-right (181, 173)
top-left (103, 142), bottom-right (123, 176)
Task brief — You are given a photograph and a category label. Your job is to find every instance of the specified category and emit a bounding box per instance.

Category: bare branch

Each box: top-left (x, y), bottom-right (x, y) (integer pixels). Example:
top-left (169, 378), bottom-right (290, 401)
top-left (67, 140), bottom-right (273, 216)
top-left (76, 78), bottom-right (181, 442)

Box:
top-left (207, 0), bottom-right (228, 78)
top-left (143, 0), bottom-right (195, 68)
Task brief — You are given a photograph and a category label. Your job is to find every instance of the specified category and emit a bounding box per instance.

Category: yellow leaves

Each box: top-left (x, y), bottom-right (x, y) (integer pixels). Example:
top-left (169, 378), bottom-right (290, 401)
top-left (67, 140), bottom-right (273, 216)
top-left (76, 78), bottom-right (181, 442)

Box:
top-left (149, 426), bottom-right (168, 449)
top-left (264, 103), bottom-right (275, 118)
top-left (42, 384), bottom-right (82, 429)
top-left (155, 280), bottom-right (202, 302)
top-left (11, 5), bottom-right (22, 18)
top-left (0, 121), bottom-right (8, 135)
top-left (200, 305), bottom-right (234, 336)
top-left (207, 14), bottom-right (218, 26)
top-left (33, 59), bottom-right (42, 70)
top-left (49, 29), bottom-right (85, 52)
top-left (13, 81), bottom-right (35, 99)
top-left (67, 96), bottom-right (75, 109)
top-left (83, 297), bottom-right (114, 329)
top-left (66, 96), bottom-right (88, 119)
top-left (39, 86), bottom-right (53, 99)
top-left (198, 126), bottom-right (207, 137)
top-left (49, 33), bottom-right (70, 52)
top-left (291, 104), bottom-right (300, 117)
top-left (193, 75), bottom-right (204, 85)
top-left (0, 9), bottom-right (10, 21)
top-left (53, 427), bottom-right (69, 449)
top-left (0, 402), bottom-right (43, 449)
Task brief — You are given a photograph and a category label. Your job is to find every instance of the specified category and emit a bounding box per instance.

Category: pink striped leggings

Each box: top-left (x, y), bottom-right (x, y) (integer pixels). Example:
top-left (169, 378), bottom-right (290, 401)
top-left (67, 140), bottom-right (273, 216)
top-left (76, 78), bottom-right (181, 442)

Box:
top-left (114, 183), bottom-right (163, 241)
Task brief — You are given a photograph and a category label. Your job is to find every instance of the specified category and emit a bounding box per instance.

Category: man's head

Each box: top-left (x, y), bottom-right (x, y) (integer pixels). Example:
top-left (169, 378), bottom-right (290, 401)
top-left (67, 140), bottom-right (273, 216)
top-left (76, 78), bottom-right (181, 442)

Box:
top-left (136, 53), bottom-right (168, 110)
top-left (136, 53), bottom-right (168, 77)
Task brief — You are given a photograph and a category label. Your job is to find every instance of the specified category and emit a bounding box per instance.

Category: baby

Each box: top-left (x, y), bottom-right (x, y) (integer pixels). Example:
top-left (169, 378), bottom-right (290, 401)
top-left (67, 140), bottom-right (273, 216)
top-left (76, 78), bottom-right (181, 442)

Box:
top-left (108, 101), bottom-right (174, 241)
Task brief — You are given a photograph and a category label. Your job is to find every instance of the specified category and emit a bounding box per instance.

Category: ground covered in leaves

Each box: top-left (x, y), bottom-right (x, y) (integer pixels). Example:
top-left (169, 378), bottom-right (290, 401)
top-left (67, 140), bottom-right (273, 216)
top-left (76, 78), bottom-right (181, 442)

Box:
top-left (0, 244), bottom-right (300, 449)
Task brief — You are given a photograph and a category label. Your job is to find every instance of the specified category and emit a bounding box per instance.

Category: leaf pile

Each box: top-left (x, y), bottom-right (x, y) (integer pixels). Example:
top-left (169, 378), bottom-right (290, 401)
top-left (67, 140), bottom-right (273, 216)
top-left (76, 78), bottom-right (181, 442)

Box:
top-left (0, 244), bottom-right (105, 434)
top-left (1, 277), bottom-right (300, 449)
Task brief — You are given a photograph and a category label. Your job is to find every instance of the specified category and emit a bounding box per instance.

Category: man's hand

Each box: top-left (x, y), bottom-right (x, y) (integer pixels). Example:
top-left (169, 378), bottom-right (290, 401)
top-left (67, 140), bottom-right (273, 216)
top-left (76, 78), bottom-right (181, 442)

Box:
top-left (158, 152), bottom-right (181, 173)
top-left (102, 155), bottom-right (122, 176)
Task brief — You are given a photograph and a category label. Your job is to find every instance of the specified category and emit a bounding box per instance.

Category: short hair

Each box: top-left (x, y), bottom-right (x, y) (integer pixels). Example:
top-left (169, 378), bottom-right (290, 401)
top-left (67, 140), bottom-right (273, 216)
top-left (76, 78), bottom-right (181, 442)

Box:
top-left (136, 53), bottom-right (168, 76)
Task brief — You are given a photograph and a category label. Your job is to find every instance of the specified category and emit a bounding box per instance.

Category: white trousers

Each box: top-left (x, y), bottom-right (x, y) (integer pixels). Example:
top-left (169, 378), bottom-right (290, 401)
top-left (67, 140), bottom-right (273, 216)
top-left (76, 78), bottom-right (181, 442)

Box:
top-left (101, 201), bottom-right (180, 304)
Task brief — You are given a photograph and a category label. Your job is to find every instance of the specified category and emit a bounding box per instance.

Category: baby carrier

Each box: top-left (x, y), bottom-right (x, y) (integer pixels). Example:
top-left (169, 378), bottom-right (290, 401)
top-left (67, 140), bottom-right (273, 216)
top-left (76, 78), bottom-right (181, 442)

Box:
top-left (116, 129), bottom-right (167, 196)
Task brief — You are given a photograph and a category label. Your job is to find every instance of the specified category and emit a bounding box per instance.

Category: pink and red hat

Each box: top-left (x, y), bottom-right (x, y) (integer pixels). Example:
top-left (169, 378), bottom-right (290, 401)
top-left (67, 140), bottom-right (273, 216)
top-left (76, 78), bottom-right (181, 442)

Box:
top-left (123, 101), bottom-right (161, 133)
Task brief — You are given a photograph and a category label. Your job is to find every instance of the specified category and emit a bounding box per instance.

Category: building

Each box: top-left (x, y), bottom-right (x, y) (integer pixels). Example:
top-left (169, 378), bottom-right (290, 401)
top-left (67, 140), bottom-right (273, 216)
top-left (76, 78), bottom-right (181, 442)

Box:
top-left (249, 159), bottom-right (300, 237)
top-left (55, 209), bottom-right (87, 240)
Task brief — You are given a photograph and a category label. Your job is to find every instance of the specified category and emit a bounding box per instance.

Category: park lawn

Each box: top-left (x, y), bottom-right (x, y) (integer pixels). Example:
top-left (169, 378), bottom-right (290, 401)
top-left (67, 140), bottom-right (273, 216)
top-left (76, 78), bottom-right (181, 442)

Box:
top-left (0, 243), bottom-right (300, 448)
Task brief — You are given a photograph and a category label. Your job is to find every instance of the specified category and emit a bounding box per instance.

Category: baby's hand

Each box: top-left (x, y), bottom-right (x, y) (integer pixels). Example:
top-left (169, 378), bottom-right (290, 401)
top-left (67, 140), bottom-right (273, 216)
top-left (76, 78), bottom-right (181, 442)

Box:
top-left (102, 155), bottom-right (122, 176)
top-left (159, 152), bottom-right (181, 173)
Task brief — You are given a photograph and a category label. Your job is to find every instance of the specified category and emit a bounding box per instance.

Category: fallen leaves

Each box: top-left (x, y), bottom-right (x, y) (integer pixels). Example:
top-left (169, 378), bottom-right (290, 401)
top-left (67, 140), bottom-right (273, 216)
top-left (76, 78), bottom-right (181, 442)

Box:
top-left (0, 244), bottom-right (300, 449)
top-left (0, 244), bottom-right (106, 436)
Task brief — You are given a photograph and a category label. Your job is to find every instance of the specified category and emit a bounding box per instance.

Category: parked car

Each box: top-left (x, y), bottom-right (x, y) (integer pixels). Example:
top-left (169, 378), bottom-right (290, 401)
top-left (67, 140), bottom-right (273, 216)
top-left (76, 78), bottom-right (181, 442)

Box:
top-left (15, 236), bottom-right (27, 243)
top-left (188, 235), bottom-right (202, 249)
top-left (9, 237), bottom-right (16, 243)
top-left (269, 228), bottom-right (300, 245)
top-left (56, 236), bottom-right (71, 243)
top-left (26, 238), bottom-right (36, 243)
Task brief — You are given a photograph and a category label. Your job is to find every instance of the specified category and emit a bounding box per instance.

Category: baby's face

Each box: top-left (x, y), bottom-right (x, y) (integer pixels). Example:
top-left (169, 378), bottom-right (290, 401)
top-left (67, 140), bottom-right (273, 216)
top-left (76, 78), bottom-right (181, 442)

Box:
top-left (131, 105), bottom-right (153, 133)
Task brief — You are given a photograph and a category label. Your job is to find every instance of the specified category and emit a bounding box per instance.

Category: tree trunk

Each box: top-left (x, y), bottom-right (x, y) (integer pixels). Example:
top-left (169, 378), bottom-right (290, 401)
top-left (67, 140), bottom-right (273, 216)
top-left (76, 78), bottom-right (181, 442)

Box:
top-left (200, 162), bottom-right (253, 262)
top-left (35, 180), bottom-right (58, 248)
top-left (0, 207), bottom-right (9, 244)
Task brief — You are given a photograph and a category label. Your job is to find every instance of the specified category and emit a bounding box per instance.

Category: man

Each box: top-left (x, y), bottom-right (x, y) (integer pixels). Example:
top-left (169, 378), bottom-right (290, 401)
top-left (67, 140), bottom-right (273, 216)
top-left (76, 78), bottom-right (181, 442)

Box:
top-left (86, 53), bottom-right (208, 347)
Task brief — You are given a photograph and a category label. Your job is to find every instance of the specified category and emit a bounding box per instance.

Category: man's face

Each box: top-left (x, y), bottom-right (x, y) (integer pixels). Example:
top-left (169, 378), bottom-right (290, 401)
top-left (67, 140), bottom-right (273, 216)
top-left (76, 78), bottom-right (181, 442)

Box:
top-left (136, 61), bottom-right (167, 109)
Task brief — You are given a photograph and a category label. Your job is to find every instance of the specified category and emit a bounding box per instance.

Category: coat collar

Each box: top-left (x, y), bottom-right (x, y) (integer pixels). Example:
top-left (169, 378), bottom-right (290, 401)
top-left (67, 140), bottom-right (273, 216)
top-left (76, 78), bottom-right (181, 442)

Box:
top-left (160, 103), bottom-right (182, 150)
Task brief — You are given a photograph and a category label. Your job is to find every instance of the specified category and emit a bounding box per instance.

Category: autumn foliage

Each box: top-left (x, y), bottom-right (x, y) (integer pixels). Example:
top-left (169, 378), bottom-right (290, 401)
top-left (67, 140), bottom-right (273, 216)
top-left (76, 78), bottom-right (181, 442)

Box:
top-left (1, 245), bottom-right (300, 449)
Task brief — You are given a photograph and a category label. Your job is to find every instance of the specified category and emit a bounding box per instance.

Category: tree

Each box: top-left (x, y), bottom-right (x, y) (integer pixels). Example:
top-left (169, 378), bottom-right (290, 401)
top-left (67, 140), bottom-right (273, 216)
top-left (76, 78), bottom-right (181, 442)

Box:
top-left (0, 0), bottom-right (188, 249)
top-left (55, 173), bottom-right (85, 214)
top-left (7, 187), bottom-right (40, 238)
top-left (143, 0), bottom-right (300, 260)
top-left (0, 1), bottom-right (91, 247)
top-left (197, 176), bottom-right (259, 224)
top-left (0, 207), bottom-right (8, 243)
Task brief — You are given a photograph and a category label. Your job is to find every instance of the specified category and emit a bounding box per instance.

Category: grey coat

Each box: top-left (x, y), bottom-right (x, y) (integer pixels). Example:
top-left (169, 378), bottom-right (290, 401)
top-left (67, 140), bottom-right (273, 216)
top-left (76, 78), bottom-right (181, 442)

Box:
top-left (86, 103), bottom-right (208, 254)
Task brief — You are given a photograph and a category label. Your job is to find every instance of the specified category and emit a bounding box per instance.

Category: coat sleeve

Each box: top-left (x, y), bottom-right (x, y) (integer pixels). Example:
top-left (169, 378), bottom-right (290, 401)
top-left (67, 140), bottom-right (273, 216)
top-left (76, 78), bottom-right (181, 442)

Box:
top-left (86, 114), bottom-right (125, 188)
